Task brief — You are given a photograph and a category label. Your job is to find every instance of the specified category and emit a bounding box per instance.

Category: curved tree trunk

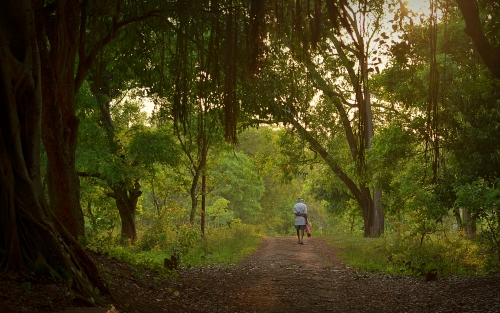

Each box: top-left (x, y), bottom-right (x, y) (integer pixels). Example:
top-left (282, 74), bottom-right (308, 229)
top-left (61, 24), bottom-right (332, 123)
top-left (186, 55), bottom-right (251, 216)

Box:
top-left (299, 47), bottom-right (384, 237)
top-left (288, 117), bottom-right (381, 237)
top-left (0, 0), bottom-right (108, 305)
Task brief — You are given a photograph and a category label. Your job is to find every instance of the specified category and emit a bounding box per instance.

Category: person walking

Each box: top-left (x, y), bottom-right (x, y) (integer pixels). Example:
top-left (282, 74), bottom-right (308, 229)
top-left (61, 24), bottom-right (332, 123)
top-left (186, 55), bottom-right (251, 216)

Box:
top-left (294, 198), bottom-right (308, 244)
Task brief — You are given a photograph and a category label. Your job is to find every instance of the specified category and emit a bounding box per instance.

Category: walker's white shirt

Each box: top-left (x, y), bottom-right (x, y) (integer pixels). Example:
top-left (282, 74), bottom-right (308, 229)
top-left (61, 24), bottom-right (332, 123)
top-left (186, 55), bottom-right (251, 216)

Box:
top-left (294, 202), bottom-right (307, 225)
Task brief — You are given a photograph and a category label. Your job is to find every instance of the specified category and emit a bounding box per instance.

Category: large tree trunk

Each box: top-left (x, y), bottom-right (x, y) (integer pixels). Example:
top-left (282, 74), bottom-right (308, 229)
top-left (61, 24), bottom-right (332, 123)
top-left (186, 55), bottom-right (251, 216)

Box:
top-left (300, 44), bottom-right (384, 237)
top-left (362, 58), bottom-right (384, 237)
top-left (34, 0), bottom-right (85, 238)
top-left (0, 0), bottom-right (108, 305)
top-left (33, 0), bottom-right (160, 240)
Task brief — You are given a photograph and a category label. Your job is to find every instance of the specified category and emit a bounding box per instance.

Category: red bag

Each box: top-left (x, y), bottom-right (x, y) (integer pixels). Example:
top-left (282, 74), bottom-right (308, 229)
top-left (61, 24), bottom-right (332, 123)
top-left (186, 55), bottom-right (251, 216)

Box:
top-left (305, 223), bottom-right (311, 237)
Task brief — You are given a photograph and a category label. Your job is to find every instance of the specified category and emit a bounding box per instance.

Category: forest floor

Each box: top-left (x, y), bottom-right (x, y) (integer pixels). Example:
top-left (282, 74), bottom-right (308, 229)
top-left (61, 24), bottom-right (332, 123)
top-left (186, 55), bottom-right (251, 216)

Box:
top-left (1, 237), bottom-right (500, 313)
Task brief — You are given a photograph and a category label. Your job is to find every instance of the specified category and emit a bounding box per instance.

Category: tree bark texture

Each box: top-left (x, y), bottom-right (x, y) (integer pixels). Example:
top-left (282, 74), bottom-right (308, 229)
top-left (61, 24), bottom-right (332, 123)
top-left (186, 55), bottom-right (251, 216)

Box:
top-left (33, 0), bottom-right (84, 238)
top-left (0, 0), bottom-right (108, 305)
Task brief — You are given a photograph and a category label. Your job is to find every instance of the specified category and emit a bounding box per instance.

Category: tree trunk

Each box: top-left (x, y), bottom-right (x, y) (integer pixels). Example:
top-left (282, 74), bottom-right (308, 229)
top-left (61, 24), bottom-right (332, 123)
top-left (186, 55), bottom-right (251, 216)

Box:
top-left (462, 207), bottom-right (477, 238)
top-left (359, 186), bottom-right (383, 237)
top-left (287, 115), bottom-right (382, 237)
top-left (189, 171), bottom-right (201, 224)
top-left (0, 0), bottom-right (108, 304)
top-left (362, 39), bottom-right (384, 237)
top-left (301, 28), bottom-right (384, 237)
top-left (34, 0), bottom-right (85, 239)
top-left (201, 172), bottom-right (206, 236)
top-left (108, 181), bottom-right (142, 244)
top-left (33, 0), bottom-right (160, 240)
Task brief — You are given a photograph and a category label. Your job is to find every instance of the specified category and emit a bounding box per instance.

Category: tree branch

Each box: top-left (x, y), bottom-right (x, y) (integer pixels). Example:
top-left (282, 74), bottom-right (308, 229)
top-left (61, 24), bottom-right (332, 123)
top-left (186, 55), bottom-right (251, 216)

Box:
top-left (456, 0), bottom-right (500, 79)
top-left (74, 9), bottom-right (161, 92)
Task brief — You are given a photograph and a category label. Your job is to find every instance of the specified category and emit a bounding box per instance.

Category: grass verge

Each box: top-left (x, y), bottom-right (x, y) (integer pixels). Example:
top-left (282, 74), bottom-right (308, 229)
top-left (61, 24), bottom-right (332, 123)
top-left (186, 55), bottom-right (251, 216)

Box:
top-left (324, 233), bottom-right (494, 277)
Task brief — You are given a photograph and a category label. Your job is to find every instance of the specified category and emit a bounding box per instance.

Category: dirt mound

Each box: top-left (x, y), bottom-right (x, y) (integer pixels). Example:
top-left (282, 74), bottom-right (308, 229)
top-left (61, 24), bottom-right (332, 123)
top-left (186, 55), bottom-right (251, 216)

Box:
top-left (1, 237), bottom-right (499, 313)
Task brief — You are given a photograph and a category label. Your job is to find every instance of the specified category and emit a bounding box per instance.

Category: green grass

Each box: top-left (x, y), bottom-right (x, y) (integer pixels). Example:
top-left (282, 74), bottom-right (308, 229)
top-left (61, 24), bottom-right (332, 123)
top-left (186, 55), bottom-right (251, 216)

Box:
top-left (90, 225), bottom-right (494, 278)
top-left (182, 224), bottom-right (263, 267)
top-left (94, 223), bottom-right (264, 274)
top-left (324, 235), bottom-right (389, 273)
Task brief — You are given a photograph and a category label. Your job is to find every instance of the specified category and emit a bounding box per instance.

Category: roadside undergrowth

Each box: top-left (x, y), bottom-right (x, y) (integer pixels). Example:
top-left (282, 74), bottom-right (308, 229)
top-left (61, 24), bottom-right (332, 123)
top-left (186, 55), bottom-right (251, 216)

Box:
top-left (83, 223), bottom-right (264, 275)
top-left (325, 232), bottom-right (496, 278)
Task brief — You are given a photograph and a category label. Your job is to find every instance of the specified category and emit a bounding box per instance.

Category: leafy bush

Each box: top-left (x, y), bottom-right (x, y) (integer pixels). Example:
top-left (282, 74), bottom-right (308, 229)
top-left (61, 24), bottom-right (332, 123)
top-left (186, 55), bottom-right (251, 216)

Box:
top-left (326, 233), bottom-right (489, 277)
top-left (454, 179), bottom-right (500, 268)
top-left (86, 222), bottom-right (263, 275)
top-left (385, 231), bottom-right (488, 276)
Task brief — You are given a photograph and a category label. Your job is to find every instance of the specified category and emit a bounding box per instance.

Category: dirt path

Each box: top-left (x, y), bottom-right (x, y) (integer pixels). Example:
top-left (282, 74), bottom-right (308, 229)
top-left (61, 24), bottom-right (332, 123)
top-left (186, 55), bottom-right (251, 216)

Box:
top-left (101, 236), bottom-right (500, 313)
top-left (3, 236), bottom-right (499, 312)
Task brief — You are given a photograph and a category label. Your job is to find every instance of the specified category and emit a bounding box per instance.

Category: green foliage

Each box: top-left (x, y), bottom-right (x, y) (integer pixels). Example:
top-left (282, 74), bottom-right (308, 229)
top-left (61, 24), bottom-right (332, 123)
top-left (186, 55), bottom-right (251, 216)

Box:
top-left (454, 179), bottom-right (500, 266)
top-left (237, 127), bottom-right (307, 236)
top-left (385, 232), bottom-right (489, 276)
top-left (71, 1), bottom-right (500, 281)
top-left (210, 151), bottom-right (265, 222)
top-left (87, 223), bottom-right (263, 274)
top-left (182, 224), bottom-right (263, 266)
top-left (327, 199), bottom-right (364, 236)
top-left (132, 128), bottom-right (180, 165)
top-left (326, 233), bottom-right (490, 277)
top-left (206, 197), bottom-right (234, 228)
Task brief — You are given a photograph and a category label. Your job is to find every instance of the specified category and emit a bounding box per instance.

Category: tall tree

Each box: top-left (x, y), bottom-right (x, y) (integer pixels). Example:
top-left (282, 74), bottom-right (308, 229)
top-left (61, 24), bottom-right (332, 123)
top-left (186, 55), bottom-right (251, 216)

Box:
top-left (242, 0), bottom-right (387, 236)
top-left (76, 81), bottom-right (180, 243)
top-left (33, 0), bottom-right (159, 238)
top-left (0, 0), bottom-right (108, 304)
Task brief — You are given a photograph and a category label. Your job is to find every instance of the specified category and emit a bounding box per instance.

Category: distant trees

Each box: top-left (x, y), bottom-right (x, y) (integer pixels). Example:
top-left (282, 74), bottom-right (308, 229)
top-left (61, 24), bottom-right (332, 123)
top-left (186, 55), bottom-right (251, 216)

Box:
top-left (240, 0), bottom-right (388, 236)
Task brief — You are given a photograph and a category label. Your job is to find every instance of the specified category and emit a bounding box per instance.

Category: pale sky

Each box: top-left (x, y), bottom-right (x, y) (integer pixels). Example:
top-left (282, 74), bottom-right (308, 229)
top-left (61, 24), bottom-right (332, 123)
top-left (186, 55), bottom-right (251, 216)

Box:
top-left (405, 0), bottom-right (429, 12)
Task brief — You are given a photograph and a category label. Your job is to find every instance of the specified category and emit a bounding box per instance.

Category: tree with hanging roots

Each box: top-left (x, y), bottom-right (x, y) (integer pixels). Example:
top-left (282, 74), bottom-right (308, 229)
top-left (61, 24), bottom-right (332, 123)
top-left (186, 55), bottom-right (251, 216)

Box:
top-left (0, 0), bottom-right (110, 306)
top-left (0, 1), bottom-right (382, 310)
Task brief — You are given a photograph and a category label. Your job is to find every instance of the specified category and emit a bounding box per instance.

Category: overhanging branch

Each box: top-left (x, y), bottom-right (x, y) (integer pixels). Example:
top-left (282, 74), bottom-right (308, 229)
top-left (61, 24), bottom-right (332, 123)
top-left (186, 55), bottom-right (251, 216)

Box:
top-left (75, 8), bottom-right (161, 91)
top-left (456, 0), bottom-right (500, 80)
